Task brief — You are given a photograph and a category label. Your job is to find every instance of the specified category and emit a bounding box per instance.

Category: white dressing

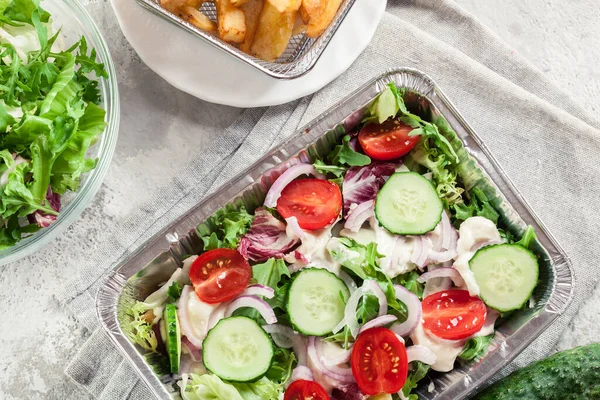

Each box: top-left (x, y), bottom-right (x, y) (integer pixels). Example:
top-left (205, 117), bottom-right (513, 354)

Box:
top-left (410, 323), bottom-right (463, 372)
top-left (186, 290), bottom-right (224, 340)
top-left (286, 222), bottom-right (341, 275)
top-left (453, 217), bottom-right (502, 296)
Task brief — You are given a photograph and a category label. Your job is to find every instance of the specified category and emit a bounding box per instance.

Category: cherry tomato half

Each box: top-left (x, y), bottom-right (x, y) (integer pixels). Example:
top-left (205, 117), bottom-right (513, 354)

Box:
top-left (422, 290), bottom-right (487, 341)
top-left (189, 248), bottom-right (251, 304)
top-left (358, 119), bottom-right (419, 161)
top-left (276, 178), bottom-right (342, 231)
top-left (351, 327), bottom-right (408, 395)
top-left (284, 379), bottom-right (329, 400)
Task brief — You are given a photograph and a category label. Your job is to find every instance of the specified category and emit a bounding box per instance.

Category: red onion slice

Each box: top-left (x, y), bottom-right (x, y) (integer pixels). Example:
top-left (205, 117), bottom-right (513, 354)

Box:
top-left (322, 346), bottom-right (352, 367)
top-left (344, 200), bottom-right (374, 232)
top-left (406, 345), bottom-right (437, 365)
top-left (225, 295), bottom-right (277, 324)
top-left (262, 324), bottom-right (307, 365)
top-left (427, 248), bottom-right (458, 264)
top-left (285, 216), bottom-right (305, 239)
top-left (241, 284), bottom-right (275, 299)
top-left (358, 315), bottom-right (398, 335)
top-left (441, 211), bottom-right (453, 250)
top-left (181, 336), bottom-right (202, 362)
top-left (334, 280), bottom-right (388, 338)
top-left (423, 277), bottom-right (452, 298)
top-left (207, 302), bottom-right (227, 331)
top-left (417, 267), bottom-right (460, 283)
top-left (411, 236), bottom-right (432, 269)
top-left (308, 337), bottom-right (355, 383)
top-left (291, 365), bottom-right (314, 383)
top-left (390, 285), bottom-right (422, 337)
top-left (264, 164), bottom-right (324, 208)
top-left (338, 270), bottom-right (358, 294)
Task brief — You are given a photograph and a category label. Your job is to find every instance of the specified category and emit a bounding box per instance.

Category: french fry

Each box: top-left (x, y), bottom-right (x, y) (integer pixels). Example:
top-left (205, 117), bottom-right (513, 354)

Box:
top-left (266, 0), bottom-right (301, 13)
top-left (184, 7), bottom-right (217, 32)
top-left (215, 0), bottom-right (247, 43)
top-left (250, 1), bottom-right (295, 61)
top-left (240, 0), bottom-right (265, 53)
top-left (184, 0), bottom-right (207, 8)
top-left (160, 0), bottom-right (187, 14)
top-left (231, 0), bottom-right (249, 5)
top-left (302, 0), bottom-right (343, 38)
top-left (299, 3), bottom-right (309, 24)
top-left (291, 13), bottom-right (306, 36)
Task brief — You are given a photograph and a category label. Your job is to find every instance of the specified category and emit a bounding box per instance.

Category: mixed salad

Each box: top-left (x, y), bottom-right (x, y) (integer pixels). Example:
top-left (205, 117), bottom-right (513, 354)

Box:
top-left (125, 83), bottom-right (540, 400)
top-left (0, 0), bottom-right (107, 248)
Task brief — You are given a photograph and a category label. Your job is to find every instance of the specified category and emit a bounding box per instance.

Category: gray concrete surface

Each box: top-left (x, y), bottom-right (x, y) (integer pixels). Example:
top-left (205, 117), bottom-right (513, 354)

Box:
top-left (0, 0), bottom-right (598, 399)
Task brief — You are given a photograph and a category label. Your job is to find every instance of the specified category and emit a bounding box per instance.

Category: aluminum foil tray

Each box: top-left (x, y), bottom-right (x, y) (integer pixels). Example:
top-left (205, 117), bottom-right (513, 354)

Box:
top-left (135, 0), bottom-right (357, 79)
top-left (97, 68), bottom-right (574, 399)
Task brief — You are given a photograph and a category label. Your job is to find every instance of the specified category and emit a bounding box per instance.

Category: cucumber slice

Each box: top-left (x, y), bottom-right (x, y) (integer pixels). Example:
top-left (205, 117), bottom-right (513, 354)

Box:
top-left (375, 172), bottom-right (443, 235)
top-left (470, 244), bottom-right (539, 312)
top-left (202, 316), bottom-right (274, 382)
top-left (163, 303), bottom-right (181, 374)
top-left (287, 268), bottom-right (350, 336)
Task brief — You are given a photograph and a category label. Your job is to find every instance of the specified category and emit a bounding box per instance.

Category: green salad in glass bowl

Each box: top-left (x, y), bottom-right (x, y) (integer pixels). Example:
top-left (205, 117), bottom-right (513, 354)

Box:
top-left (0, 0), bottom-right (119, 263)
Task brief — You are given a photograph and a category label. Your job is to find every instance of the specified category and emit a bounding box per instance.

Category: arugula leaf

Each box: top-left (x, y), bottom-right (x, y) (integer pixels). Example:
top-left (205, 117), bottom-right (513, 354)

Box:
top-left (459, 334), bottom-right (493, 361)
top-left (313, 159), bottom-right (348, 178)
top-left (197, 206), bottom-right (254, 251)
top-left (394, 271), bottom-right (424, 300)
top-left (166, 281), bottom-right (182, 304)
top-left (515, 225), bottom-right (537, 250)
top-left (401, 361), bottom-right (430, 400)
top-left (327, 135), bottom-right (371, 167)
top-left (264, 347), bottom-right (295, 385)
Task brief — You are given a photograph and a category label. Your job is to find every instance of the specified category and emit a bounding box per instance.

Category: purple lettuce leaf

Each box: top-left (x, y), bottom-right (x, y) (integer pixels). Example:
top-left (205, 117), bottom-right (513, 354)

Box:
top-left (238, 208), bottom-right (299, 262)
top-left (342, 162), bottom-right (397, 217)
top-left (27, 187), bottom-right (61, 228)
top-left (331, 384), bottom-right (368, 400)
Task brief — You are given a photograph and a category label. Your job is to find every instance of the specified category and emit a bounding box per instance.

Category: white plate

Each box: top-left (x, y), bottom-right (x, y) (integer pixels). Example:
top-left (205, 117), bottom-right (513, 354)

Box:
top-left (111, 0), bottom-right (386, 107)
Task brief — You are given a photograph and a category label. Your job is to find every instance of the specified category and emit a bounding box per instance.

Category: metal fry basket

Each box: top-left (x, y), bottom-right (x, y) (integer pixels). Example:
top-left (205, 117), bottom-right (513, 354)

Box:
top-left (135, 0), bottom-right (358, 79)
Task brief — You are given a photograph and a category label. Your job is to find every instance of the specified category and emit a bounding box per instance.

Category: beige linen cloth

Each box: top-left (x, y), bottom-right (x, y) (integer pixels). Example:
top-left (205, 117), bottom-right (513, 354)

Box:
top-left (60, 0), bottom-right (600, 398)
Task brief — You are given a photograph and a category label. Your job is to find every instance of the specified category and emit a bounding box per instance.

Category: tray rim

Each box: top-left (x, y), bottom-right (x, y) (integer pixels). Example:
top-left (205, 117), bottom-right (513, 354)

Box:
top-left (96, 67), bottom-right (575, 399)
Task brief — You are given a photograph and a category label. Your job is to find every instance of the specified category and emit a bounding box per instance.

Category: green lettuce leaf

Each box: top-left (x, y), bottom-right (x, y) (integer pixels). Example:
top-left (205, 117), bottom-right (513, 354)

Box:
top-left (451, 187), bottom-right (499, 225)
top-left (181, 374), bottom-right (243, 400)
top-left (251, 258), bottom-right (290, 289)
top-left (515, 225), bottom-right (537, 250)
top-left (232, 377), bottom-right (283, 400)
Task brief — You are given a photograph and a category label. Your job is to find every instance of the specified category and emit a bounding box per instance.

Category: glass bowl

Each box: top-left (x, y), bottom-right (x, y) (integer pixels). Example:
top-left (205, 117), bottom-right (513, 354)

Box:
top-left (0, 0), bottom-right (120, 265)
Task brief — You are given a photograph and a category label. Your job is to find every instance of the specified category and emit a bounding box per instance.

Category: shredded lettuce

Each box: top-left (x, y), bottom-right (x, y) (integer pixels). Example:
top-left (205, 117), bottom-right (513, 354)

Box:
top-left (196, 206), bottom-right (254, 251)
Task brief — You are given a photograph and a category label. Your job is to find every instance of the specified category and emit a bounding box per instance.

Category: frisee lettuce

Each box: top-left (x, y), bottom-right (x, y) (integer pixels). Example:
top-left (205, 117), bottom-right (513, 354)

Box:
top-left (124, 301), bottom-right (159, 352)
top-left (196, 206), bottom-right (254, 251)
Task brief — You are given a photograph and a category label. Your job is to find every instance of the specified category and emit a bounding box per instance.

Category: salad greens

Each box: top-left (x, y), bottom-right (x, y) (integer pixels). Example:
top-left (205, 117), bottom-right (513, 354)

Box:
top-left (459, 335), bottom-right (494, 361)
top-left (196, 206), bottom-right (254, 251)
top-left (0, 0), bottom-right (107, 249)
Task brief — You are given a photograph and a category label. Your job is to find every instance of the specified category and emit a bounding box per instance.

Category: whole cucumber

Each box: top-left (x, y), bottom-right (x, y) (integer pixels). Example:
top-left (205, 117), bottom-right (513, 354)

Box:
top-left (474, 343), bottom-right (600, 400)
